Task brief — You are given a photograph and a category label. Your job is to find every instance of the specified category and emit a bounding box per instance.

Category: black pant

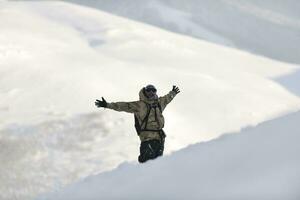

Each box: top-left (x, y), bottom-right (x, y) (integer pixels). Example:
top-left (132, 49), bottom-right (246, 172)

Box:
top-left (138, 139), bottom-right (164, 163)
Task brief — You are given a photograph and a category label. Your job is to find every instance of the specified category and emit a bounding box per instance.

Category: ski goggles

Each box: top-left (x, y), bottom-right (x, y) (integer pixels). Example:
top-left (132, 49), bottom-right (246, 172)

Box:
top-left (145, 87), bottom-right (157, 93)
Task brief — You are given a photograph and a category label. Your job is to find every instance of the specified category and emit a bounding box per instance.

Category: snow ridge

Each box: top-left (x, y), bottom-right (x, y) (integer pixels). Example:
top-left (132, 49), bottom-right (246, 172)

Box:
top-left (41, 111), bottom-right (300, 200)
top-left (66, 0), bottom-right (300, 64)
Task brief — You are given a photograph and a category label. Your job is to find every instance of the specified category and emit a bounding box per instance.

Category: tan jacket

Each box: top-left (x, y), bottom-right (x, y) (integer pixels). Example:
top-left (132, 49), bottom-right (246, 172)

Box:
top-left (106, 88), bottom-right (177, 142)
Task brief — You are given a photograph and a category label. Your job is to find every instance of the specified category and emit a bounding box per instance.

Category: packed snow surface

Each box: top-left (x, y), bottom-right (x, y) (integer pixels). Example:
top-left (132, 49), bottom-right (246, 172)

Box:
top-left (41, 111), bottom-right (300, 200)
top-left (0, 1), bottom-right (299, 200)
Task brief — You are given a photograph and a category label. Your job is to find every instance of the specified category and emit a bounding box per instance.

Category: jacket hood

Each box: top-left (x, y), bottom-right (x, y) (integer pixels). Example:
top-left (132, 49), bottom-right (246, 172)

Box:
top-left (139, 88), bottom-right (158, 103)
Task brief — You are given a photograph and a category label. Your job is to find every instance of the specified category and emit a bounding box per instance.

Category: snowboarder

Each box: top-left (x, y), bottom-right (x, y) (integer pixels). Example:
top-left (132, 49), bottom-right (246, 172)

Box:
top-left (95, 85), bottom-right (180, 163)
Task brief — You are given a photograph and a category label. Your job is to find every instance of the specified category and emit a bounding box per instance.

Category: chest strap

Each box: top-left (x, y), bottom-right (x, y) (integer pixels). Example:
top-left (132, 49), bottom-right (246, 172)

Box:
top-left (134, 101), bottom-right (162, 135)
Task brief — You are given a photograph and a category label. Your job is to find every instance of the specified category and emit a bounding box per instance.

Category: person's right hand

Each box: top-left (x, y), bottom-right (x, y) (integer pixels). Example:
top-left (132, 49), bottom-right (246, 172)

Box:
top-left (95, 97), bottom-right (107, 108)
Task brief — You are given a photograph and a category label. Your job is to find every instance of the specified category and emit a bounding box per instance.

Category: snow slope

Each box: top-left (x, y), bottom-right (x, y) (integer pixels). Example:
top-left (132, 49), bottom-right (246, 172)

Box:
top-left (0, 1), bottom-right (300, 200)
top-left (66, 0), bottom-right (300, 65)
top-left (41, 111), bottom-right (300, 200)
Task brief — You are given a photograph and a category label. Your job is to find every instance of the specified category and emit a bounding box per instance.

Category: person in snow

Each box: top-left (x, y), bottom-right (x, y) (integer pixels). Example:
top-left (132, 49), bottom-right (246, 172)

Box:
top-left (95, 85), bottom-right (180, 163)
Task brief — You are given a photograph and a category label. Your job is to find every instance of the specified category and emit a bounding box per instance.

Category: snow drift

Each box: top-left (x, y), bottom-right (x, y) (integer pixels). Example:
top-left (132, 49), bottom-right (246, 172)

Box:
top-left (41, 110), bottom-right (300, 200)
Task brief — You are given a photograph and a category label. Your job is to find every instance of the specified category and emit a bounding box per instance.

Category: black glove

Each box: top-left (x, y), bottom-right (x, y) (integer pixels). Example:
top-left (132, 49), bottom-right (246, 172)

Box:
top-left (172, 85), bottom-right (180, 94)
top-left (95, 97), bottom-right (107, 108)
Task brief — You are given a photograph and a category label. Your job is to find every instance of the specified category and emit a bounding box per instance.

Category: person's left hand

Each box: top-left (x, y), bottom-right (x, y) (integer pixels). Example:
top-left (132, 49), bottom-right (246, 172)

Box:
top-left (172, 85), bottom-right (180, 94)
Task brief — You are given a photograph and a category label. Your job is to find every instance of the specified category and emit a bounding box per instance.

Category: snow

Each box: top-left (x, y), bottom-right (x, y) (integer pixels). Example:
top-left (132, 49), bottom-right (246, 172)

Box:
top-left (40, 111), bottom-right (300, 200)
top-left (67, 0), bottom-right (300, 64)
top-left (0, 1), bottom-right (299, 200)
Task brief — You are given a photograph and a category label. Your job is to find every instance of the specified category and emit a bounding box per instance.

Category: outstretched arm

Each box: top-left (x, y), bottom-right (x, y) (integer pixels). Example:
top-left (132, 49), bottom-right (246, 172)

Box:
top-left (159, 85), bottom-right (180, 111)
top-left (95, 97), bottom-right (140, 113)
